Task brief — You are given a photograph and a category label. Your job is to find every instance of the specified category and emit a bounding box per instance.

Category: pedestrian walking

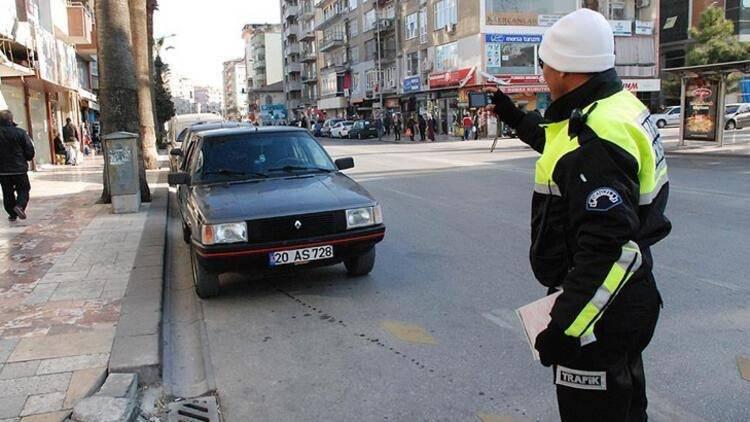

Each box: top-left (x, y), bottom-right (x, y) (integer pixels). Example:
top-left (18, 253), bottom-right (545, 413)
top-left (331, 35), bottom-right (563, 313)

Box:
top-left (62, 118), bottom-right (80, 165)
top-left (473, 113), bottom-right (480, 140)
top-left (418, 114), bottom-right (427, 142)
top-left (406, 115), bottom-right (416, 142)
top-left (427, 115), bottom-right (436, 142)
top-left (53, 130), bottom-right (67, 165)
top-left (0, 110), bottom-right (35, 221)
top-left (384, 113), bottom-right (392, 137)
top-left (462, 113), bottom-right (473, 140)
top-left (489, 9), bottom-right (671, 422)
top-left (394, 114), bottom-right (402, 141)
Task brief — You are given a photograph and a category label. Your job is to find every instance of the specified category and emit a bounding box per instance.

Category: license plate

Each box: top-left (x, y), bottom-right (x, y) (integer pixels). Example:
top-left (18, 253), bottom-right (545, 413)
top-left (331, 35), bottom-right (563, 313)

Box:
top-left (269, 245), bottom-right (334, 267)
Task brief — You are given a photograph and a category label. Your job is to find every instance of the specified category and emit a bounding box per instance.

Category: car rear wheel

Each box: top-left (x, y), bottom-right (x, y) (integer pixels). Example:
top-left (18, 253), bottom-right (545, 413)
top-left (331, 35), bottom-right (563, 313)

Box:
top-left (190, 246), bottom-right (219, 298)
top-left (656, 119), bottom-right (666, 128)
top-left (726, 120), bottom-right (737, 130)
top-left (345, 247), bottom-right (376, 276)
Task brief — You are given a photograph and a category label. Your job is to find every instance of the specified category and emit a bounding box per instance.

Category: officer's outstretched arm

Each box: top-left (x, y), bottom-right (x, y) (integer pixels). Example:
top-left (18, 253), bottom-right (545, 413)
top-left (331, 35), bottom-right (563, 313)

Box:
top-left (550, 140), bottom-right (642, 341)
top-left (490, 90), bottom-right (545, 153)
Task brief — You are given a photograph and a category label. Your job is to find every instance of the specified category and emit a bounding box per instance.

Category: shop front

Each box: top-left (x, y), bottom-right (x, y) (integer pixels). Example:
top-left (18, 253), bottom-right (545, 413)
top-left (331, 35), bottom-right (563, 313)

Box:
top-left (428, 68), bottom-right (477, 136)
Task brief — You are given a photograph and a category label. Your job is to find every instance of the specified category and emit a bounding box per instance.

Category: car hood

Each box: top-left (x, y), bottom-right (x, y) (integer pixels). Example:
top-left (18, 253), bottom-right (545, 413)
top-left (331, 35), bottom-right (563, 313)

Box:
top-left (192, 173), bottom-right (376, 222)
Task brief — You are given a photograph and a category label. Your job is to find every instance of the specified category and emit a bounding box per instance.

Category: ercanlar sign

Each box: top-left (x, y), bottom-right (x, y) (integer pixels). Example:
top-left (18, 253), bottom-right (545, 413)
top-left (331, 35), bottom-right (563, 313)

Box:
top-left (485, 34), bottom-right (543, 44)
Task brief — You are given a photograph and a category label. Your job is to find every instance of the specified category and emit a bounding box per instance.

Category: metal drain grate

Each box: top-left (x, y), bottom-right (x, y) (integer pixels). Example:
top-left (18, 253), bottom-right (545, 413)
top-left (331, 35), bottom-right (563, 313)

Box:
top-left (167, 396), bottom-right (220, 422)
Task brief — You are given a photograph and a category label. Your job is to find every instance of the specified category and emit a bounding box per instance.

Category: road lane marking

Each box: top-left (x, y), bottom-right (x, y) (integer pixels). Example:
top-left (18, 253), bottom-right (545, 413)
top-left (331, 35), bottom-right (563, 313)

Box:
top-left (738, 356), bottom-right (750, 381)
top-left (381, 320), bottom-right (437, 345)
top-left (477, 412), bottom-right (531, 422)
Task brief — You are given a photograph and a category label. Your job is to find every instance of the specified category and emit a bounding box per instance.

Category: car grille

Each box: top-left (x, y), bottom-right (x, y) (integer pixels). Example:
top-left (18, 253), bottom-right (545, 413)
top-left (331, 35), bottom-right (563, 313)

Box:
top-left (247, 211), bottom-right (347, 243)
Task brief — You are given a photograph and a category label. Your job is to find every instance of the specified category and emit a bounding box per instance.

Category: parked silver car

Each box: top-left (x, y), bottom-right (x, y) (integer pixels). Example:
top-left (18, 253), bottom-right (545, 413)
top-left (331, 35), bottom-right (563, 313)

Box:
top-left (724, 103), bottom-right (750, 130)
top-left (651, 106), bottom-right (681, 128)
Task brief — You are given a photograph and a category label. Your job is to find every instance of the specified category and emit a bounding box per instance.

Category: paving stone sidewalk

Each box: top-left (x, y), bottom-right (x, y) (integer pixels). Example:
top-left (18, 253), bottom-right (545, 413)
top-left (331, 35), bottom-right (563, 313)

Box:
top-left (0, 157), bottom-right (167, 421)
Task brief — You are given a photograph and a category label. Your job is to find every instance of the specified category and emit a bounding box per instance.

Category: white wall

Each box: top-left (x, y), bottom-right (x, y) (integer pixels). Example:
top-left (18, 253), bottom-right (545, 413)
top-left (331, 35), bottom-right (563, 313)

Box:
top-left (265, 32), bottom-right (284, 86)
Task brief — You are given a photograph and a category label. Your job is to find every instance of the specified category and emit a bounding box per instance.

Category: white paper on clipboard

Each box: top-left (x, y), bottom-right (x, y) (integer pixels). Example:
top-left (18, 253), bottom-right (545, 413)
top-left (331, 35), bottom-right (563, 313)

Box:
top-left (515, 291), bottom-right (562, 361)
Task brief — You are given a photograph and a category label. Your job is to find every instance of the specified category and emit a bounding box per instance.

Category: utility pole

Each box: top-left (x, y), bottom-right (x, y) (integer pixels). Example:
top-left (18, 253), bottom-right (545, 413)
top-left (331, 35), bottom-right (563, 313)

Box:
top-left (375, 0), bottom-right (383, 141)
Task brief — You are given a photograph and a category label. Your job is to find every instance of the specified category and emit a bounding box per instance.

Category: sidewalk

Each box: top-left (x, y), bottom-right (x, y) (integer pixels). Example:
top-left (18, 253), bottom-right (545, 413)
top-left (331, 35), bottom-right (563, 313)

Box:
top-left (0, 157), bottom-right (167, 421)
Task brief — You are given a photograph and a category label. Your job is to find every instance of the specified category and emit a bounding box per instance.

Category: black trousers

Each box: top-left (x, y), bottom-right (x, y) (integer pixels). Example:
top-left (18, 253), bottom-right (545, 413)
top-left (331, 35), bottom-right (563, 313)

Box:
top-left (0, 174), bottom-right (31, 218)
top-left (554, 275), bottom-right (661, 422)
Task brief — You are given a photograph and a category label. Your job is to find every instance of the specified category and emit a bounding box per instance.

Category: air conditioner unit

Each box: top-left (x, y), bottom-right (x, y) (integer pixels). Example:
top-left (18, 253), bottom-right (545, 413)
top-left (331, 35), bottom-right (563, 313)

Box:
top-left (447, 24), bottom-right (456, 34)
top-left (635, 0), bottom-right (650, 7)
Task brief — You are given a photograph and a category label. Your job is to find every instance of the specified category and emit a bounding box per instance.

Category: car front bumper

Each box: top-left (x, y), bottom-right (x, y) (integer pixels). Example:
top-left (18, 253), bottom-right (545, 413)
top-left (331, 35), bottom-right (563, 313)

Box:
top-left (192, 225), bottom-right (386, 273)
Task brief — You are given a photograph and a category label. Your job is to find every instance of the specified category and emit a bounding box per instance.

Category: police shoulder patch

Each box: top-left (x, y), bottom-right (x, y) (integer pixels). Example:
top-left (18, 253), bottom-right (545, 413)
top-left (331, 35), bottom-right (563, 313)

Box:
top-left (586, 187), bottom-right (622, 212)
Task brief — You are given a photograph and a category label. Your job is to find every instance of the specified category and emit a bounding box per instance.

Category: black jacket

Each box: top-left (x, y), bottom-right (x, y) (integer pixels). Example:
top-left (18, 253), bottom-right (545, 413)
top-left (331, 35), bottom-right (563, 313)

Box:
top-left (504, 70), bottom-right (671, 335)
top-left (0, 122), bottom-right (35, 175)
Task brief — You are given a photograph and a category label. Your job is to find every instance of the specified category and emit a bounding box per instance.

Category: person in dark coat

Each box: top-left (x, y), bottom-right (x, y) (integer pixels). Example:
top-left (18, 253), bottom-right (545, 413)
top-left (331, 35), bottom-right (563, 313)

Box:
top-left (418, 114), bottom-right (427, 142)
top-left (393, 114), bottom-right (402, 141)
top-left (0, 110), bottom-right (35, 221)
top-left (406, 115), bottom-right (416, 142)
top-left (427, 115), bottom-right (436, 142)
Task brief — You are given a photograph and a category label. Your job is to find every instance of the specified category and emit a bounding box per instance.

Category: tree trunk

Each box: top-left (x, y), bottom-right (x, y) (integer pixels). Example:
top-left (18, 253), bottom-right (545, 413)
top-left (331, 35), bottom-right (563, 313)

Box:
top-left (147, 0), bottom-right (160, 139)
top-left (96, 0), bottom-right (151, 203)
top-left (129, 0), bottom-right (159, 170)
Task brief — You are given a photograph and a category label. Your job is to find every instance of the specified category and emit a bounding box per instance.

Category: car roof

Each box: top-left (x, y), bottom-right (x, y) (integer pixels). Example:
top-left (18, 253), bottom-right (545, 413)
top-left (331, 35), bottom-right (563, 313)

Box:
top-left (197, 126), bottom-right (311, 139)
top-left (189, 122), bottom-right (251, 132)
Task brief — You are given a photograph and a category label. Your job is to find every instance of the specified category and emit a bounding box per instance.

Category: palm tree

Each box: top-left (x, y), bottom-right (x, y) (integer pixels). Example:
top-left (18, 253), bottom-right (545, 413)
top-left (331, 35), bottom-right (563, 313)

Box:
top-left (129, 0), bottom-right (159, 169)
top-left (95, 0), bottom-right (151, 202)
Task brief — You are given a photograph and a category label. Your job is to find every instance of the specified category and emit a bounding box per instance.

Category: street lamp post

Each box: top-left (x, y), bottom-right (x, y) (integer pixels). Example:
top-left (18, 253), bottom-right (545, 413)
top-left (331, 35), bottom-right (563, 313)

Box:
top-left (375, 0), bottom-right (384, 141)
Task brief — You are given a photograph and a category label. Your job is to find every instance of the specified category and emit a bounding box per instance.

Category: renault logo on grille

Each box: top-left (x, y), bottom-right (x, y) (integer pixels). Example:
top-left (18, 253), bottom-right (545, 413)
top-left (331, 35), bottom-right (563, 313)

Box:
top-left (294, 220), bottom-right (302, 230)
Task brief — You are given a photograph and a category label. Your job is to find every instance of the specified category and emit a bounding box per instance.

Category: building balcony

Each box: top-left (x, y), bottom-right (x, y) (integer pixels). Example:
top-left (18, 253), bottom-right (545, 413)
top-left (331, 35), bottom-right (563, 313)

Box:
top-left (286, 81), bottom-right (303, 92)
top-left (284, 24), bottom-right (301, 40)
top-left (282, 5), bottom-right (300, 20)
top-left (371, 18), bottom-right (395, 33)
top-left (301, 4), bottom-right (315, 20)
top-left (286, 43), bottom-right (302, 55)
top-left (287, 62), bottom-right (302, 73)
top-left (319, 35), bottom-right (346, 52)
top-left (300, 28), bottom-right (316, 41)
top-left (67, 2), bottom-right (94, 45)
top-left (253, 60), bottom-right (267, 71)
top-left (302, 72), bottom-right (318, 83)
top-left (316, 8), bottom-right (348, 31)
top-left (301, 50), bottom-right (318, 63)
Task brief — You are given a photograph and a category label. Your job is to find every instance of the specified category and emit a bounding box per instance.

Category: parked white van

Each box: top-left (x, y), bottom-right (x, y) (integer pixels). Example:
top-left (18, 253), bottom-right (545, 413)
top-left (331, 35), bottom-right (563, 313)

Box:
top-left (166, 114), bottom-right (223, 170)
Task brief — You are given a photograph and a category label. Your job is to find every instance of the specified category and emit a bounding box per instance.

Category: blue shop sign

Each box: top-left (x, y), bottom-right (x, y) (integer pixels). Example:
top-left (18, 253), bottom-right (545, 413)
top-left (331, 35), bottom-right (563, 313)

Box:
top-left (403, 76), bottom-right (422, 93)
top-left (485, 34), bottom-right (542, 44)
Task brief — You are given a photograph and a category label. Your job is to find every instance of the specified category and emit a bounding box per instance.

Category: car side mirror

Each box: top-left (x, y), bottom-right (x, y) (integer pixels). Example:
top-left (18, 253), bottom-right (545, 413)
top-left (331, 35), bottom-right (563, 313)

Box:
top-left (335, 157), bottom-right (354, 171)
top-left (168, 171), bottom-right (190, 186)
top-left (170, 148), bottom-right (183, 157)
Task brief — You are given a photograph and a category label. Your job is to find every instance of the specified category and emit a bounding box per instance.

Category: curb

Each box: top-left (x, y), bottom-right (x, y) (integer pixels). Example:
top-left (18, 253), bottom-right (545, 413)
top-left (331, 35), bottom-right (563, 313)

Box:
top-left (665, 150), bottom-right (750, 159)
top-left (109, 172), bottom-right (169, 385)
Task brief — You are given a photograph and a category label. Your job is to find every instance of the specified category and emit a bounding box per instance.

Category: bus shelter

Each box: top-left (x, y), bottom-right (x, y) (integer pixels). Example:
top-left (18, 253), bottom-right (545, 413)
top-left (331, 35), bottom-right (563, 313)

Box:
top-left (663, 60), bottom-right (750, 148)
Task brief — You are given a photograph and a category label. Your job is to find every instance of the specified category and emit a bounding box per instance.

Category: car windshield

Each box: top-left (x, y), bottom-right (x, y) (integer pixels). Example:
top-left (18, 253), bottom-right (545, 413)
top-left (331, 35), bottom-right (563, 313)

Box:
top-left (726, 105), bottom-right (740, 114)
top-left (194, 132), bottom-right (337, 184)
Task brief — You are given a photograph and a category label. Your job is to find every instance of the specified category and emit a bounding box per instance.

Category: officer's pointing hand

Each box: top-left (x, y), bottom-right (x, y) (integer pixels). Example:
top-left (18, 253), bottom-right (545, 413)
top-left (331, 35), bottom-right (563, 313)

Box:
top-left (534, 322), bottom-right (582, 367)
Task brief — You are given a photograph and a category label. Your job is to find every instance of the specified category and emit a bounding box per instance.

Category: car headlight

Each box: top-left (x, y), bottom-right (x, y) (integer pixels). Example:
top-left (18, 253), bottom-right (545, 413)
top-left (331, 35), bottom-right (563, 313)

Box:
top-left (346, 205), bottom-right (383, 229)
top-left (201, 222), bottom-right (248, 245)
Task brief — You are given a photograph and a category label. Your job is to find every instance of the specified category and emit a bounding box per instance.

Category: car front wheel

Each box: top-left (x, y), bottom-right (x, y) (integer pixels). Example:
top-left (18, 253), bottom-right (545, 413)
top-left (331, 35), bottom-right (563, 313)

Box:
top-left (345, 247), bottom-right (376, 276)
top-left (182, 221), bottom-right (191, 244)
top-left (656, 119), bottom-right (666, 128)
top-left (726, 120), bottom-right (737, 130)
top-left (190, 246), bottom-right (219, 298)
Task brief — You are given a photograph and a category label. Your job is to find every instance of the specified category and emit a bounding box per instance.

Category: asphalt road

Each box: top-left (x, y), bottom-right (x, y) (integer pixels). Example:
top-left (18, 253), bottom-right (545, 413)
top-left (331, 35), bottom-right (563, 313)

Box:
top-left (168, 138), bottom-right (750, 421)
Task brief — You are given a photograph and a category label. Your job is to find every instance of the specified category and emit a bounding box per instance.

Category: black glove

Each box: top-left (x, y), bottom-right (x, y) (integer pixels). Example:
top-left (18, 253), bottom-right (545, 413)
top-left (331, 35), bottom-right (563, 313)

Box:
top-left (535, 322), bottom-right (581, 367)
top-left (492, 90), bottom-right (525, 128)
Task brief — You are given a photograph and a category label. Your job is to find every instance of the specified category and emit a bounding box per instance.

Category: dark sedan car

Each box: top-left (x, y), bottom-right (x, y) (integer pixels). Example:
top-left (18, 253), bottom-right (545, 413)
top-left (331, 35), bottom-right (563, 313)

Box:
top-left (348, 120), bottom-right (379, 139)
top-left (168, 127), bottom-right (385, 298)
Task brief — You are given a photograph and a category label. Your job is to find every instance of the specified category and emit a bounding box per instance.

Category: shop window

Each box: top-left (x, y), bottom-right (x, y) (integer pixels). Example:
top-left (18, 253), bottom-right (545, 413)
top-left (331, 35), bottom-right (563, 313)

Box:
top-left (486, 42), bottom-right (537, 75)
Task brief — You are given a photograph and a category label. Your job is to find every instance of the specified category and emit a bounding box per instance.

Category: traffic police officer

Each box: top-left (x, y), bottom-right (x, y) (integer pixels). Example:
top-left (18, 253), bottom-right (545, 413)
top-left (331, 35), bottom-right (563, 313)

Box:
top-left (489, 9), bottom-right (671, 421)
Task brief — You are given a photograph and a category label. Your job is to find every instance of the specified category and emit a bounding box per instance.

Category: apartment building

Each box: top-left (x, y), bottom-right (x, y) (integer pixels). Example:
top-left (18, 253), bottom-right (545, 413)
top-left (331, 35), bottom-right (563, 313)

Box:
top-left (194, 85), bottom-right (223, 114)
top-left (281, 0), bottom-right (304, 112)
top-left (0, 0), bottom-right (98, 166)
top-left (242, 23), bottom-right (284, 121)
top-left (167, 73), bottom-right (195, 115)
top-left (222, 58), bottom-right (248, 120)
